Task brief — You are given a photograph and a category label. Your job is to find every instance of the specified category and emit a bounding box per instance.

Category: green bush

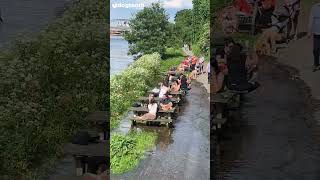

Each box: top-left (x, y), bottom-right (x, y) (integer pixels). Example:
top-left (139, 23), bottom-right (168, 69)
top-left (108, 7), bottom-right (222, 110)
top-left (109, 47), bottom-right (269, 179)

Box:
top-left (0, 0), bottom-right (108, 178)
top-left (110, 53), bottom-right (161, 129)
top-left (110, 131), bottom-right (157, 174)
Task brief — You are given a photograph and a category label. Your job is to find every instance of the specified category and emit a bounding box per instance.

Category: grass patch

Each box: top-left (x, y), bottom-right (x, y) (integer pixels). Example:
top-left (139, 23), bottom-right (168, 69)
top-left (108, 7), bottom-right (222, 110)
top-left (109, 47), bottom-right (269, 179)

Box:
top-left (160, 47), bottom-right (185, 72)
top-left (110, 131), bottom-right (157, 174)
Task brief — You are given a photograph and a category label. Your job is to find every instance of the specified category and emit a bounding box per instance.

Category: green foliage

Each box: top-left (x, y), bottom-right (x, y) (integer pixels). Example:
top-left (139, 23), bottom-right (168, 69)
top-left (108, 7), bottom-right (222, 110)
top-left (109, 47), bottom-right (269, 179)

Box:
top-left (173, 9), bottom-right (194, 45)
top-left (110, 53), bottom-right (161, 130)
top-left (124, 3), bottom-right (170, 57)
top-left (110, 131), bottom-right (157, 174)
top-left (193, 0), bottom-right (210, 41)
top-left (0, 0), bottom-right (108, 178)
top-left (160, 48), bottom-right (185, 72)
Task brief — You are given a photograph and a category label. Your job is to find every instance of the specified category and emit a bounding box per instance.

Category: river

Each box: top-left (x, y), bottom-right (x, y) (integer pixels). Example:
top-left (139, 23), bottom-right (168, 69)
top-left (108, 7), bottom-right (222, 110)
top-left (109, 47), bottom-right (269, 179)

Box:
top-left (110, 35), bottom-right (134, 75)
top-left (0, 0), bottom-right (71, 49)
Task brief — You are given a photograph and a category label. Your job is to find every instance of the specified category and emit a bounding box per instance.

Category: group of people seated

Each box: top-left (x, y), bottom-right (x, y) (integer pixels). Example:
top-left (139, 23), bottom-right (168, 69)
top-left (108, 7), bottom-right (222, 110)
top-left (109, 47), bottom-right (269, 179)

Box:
top-left (134, 62), bottom-right (196, 121)
top-left (177, 55), bottom-right (205, 80)
top-left (220, 0), bottom-right (300, 40)
top-left (212, 37), bottom-right (260, 94)
top-left (133, 91), bottom-right (175, 121)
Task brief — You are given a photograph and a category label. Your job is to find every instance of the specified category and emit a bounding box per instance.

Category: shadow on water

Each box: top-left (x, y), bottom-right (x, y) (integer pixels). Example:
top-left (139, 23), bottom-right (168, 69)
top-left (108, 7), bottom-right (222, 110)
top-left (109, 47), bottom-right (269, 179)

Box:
top-left (111, 81), bottom-right (210, 180)
top-left (212, 58), bottom-right (320, 180)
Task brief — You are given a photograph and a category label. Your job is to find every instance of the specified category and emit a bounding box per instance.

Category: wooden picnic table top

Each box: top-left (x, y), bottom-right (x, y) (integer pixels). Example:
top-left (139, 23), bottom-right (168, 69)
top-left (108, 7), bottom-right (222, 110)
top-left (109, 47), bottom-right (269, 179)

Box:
top-left (169, 91), bottom-right (182, 95)
top-left (63, 141), bottom-right (109, 157)
top-left (211, 92), bottom-right (236, 103)
top-left (137, 97), bottom-right (180, 103)
top-left (85, 111), bottom-right (108, 124)
top-left (212, 118), bottom-right (227, 125)
top-left (131, 117), bottom-right (172, 123)
top-left (130, 106), bottom-right (176, 113)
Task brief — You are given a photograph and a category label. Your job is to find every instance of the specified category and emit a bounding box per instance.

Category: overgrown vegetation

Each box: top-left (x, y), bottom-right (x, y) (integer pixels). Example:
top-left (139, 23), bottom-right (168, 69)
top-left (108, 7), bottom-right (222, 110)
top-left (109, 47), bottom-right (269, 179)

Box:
top-left (110, 131), bottom-right (157, 174)
top-left (0, 0), bottom-right (107, 178)
top-left (110, 53), bottom-right (161, 130)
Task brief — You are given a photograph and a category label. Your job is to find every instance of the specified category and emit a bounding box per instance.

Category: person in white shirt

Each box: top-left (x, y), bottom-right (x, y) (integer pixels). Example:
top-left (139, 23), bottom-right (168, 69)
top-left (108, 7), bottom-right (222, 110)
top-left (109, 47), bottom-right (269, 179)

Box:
top-left (198, 55), bottom-right (205, 74)
top-left (159, 81), bottom-right (170, 98)
top-left (134, 93), bottom-right (158, 120)
top-left (308, 3), bottom-right (320, 71)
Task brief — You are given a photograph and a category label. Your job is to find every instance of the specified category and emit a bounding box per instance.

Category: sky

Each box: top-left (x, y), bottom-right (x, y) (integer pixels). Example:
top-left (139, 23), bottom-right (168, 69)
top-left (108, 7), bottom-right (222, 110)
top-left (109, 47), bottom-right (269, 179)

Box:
top-left (110, 0), bottom-right (193, 22)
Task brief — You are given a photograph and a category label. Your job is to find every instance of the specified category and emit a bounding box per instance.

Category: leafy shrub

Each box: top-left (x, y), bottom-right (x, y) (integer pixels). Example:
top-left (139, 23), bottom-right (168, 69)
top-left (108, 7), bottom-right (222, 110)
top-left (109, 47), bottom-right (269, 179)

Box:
top-left (110, 131), bottom-right (157, 174)
top-left (0, 0), bottom-right (108, 178)
top-left (110, 53), bottom-right (161, 129)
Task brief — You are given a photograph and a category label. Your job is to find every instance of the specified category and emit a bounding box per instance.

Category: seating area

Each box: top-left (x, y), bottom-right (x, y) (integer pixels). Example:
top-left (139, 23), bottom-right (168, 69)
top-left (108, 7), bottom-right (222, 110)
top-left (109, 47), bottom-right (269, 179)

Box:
top-left (211, 36), bottom-right (260, 132)
top-left (62, 111), bottom-right (109, 177)
top-left (131, 54), bottom-right (208, 128)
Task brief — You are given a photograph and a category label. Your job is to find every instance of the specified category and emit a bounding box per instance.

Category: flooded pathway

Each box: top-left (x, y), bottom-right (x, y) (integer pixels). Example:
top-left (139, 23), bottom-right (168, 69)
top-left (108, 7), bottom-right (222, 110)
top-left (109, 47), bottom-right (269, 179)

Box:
top-left (212, 58), bottom-right (320, 180)
top-left (111, 81), bottom-right (210, 180)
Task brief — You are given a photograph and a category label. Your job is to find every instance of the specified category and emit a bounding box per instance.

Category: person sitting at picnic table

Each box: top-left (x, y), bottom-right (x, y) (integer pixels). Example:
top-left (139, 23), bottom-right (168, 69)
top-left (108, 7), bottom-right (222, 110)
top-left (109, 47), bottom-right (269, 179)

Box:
top-left (160, 92), bottom-right (173, 111)
top-left (182, 58), bottom-right (191, 71)
top-left (226, 43), bottom-right (260, 92)
top-left (180, 74), bottom-right (191, 91)
top-left (255, 0), bottom-right (276, 31)
top-left (133, 93), bottom-right (158, 120)
top-left (215, 47), bottom-right (229, 93)
top-left (177, 63), bottom-right (185, 73)
top-left (170, 79), bottom-right (181, 93)
top-left (159, 81), bottom-right (170, 98)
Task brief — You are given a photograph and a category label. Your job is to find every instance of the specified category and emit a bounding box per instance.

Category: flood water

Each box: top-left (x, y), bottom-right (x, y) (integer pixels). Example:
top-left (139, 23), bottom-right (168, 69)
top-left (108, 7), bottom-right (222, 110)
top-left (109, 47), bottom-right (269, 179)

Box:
top-left (110, 35), bottom-right (134, 75)
top-left (0, 0), bottom-right (71, 48)
top-left (111, 81), bottom-right (210, 180)
top-left (212, 58), bottom-right (320, 180)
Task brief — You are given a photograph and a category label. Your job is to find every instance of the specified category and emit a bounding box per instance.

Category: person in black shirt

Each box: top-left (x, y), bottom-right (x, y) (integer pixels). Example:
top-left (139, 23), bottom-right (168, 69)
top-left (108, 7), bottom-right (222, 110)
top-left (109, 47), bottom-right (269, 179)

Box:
top-left (226, 44), bottom-right (260, 92)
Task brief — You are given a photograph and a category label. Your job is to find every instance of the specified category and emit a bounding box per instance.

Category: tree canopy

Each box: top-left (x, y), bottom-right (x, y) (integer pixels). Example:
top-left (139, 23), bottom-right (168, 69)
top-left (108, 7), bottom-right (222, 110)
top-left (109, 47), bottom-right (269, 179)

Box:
top-left (124, 3), bottom-right (170, 58)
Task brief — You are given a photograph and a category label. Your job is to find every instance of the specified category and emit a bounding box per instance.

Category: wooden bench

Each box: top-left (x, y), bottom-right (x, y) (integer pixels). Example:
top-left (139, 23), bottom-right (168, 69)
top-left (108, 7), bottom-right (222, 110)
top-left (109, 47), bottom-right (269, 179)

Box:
top-left (63, 141), bottom-right (108, 176)
top-left (130, 117), bottom-right (173, 128)
top-left (137, 97), bottom-right (180, 104)
top-left (130, 106), bottom-right (176, 114)
top-left (130, 106), bottom-right (176, 120)
top-left (86, 111), bottom-right (108, 141)
top-left (211, 117), bottom-right (227, 130)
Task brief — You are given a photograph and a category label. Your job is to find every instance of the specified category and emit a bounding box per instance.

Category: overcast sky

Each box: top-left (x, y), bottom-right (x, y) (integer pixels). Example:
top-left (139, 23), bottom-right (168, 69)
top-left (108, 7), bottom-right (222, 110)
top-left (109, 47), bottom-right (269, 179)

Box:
top-left (110, 0), bottom-right (193, 22)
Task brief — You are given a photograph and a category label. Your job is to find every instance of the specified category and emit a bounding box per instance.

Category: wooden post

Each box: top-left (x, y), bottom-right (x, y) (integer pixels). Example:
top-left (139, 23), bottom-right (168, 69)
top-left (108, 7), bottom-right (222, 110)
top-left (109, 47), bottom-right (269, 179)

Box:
top-left (75, 156), bottom-right (83, 176)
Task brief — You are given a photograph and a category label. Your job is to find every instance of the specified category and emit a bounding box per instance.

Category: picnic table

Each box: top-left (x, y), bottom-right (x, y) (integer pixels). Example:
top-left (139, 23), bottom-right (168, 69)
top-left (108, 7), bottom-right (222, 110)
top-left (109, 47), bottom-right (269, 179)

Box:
top-left (86, 111), bottom-right (108, 141)
top-left (63, 141), bottom-right (109, 176)
top-left (211, 89), bottom-right (246, 130)
top-left (130, 106), bottom-right (176, 128)
top-left (137, 96), bottom-right (180, 104)
top-left (130, 116), bottom-right (174, 128)
top-left (130, 106), bottom-right (176, 115)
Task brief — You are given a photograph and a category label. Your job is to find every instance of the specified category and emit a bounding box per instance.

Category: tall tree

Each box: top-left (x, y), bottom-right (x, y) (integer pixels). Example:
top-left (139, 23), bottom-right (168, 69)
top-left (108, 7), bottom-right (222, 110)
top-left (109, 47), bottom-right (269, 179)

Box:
top-left (124, 3), bottom-right (170, 58)
top-left (174, 9), bottom-right (193, 45)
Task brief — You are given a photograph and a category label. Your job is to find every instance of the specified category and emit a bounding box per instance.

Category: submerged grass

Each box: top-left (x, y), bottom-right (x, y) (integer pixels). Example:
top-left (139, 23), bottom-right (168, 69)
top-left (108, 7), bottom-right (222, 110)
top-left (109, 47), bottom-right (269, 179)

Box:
top-left (110, 131), bottom-right (157, 174)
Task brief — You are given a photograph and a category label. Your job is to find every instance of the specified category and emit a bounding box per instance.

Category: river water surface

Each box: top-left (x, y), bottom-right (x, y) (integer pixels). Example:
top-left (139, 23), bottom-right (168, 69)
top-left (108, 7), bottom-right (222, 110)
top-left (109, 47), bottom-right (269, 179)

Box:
top-left (110, 35), bottom-right (134, 75)
top-left (0, 0), bottom-right (71, 48)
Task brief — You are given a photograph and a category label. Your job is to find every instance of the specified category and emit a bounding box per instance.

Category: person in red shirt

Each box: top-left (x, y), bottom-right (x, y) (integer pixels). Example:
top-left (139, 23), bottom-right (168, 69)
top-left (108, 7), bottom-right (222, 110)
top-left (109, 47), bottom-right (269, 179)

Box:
top-left (234, 0), bottom-right (253, 15)
top-left (191, 56), bottom-right (198, 70)
top-left (182, 58), bottom-right (190, 71)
